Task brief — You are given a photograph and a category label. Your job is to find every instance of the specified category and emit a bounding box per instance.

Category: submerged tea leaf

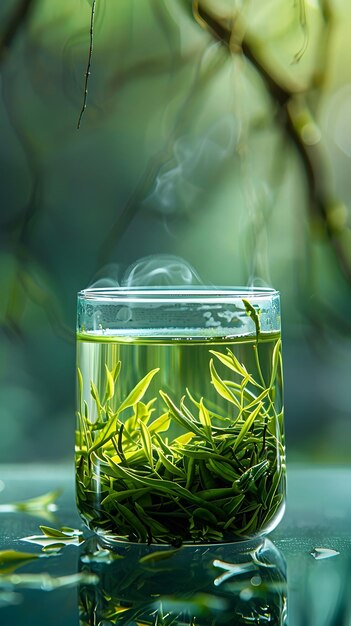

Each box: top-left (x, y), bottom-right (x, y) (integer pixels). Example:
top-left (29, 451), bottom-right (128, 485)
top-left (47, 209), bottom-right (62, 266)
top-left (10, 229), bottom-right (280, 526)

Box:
top-left (149, 412), bottom-right (171, 434)
top-left (209, 360), bottom-right (240, 408)
top-left (139, 420), bottom-right (154, 469)
top-left (104, 363), bottom-right (115, 402)
top-left (242, 299), bottom-right (261, 337)
top-left (118, 368), bottom-right (159, 413)
top-left (233, 402), bottom-right (263, 452)
top-left (76, 322), bottom-right (285, 544)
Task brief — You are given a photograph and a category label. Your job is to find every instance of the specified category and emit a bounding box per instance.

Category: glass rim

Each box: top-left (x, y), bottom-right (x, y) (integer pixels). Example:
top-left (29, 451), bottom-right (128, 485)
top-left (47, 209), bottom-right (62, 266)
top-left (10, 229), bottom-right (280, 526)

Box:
top-left (78, 286), bottom-right (279, 303)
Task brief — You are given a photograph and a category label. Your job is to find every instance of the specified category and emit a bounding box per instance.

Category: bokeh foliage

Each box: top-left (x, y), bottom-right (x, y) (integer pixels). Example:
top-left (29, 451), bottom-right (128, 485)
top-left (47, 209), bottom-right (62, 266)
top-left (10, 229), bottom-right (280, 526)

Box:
top-left (1, 0), bottom-right (351, 462)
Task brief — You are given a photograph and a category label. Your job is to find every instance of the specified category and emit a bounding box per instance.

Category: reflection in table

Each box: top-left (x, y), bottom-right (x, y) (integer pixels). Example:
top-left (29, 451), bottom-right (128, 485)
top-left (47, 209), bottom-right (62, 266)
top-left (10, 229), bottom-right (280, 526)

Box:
top-left (0, 465), bottom-right (350, 625)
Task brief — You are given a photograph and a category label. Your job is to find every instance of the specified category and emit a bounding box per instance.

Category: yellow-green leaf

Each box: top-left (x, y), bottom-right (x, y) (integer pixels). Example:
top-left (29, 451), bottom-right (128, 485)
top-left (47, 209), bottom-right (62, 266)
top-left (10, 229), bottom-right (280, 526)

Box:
top-left (209, 360), bottom-right (241, 408)
top-left (172, 432), bottom-right (195, 446)
top-left (139, 420), bottom-right (154, 469)
top-left (149, 412), bottom-right (171, 434)
top-left (0, 550), bottom-right (39, 575)
top-left (118, 368), bottom-right (159, 413)
top-left (242, 299), bottom-right (261, 337)
top-left (90, 381), bottom-right (102, 417)
top-left (199, 398), bottom-right (212, 441)
top-left (77, 368), bottom-right (83, 411)
top-left (135, 401), bottom-right (154, 425)
top-left (269, 339), bottom-right (281, 389)
top-left (104, 364), bottom-right (115, 402)
top-left (89, 415), bottom-right (119, 453)
top-left (233, 402), bottom-right (263, 452)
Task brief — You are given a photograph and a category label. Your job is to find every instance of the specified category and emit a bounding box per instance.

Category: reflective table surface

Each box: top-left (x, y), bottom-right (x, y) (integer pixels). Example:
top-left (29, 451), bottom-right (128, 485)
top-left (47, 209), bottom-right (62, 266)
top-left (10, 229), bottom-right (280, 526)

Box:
top-left (0, 464), bottom-right (350, 625)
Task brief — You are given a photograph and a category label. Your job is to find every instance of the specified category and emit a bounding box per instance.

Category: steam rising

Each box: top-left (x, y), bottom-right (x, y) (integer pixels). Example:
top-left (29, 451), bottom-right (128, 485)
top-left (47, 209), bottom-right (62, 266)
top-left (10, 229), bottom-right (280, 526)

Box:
top-left (144, 116), bottom-right (238, 216)
top-left (88, 255), bottom-right (203, 288)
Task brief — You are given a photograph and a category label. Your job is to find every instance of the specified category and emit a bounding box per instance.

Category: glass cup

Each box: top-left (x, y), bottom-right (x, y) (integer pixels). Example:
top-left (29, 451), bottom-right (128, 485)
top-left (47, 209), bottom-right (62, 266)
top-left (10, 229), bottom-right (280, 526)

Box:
top-left (75, 287), bottom-right (285, 546)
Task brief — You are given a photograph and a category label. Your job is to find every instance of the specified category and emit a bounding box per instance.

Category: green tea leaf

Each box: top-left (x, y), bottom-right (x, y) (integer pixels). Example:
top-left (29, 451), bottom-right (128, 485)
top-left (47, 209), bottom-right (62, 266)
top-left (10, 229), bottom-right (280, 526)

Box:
top-left (199, 399), bottom-right (212, 441)
top-left (160, 392), bottom-right (204, 437)
top-left (89, 414), bottom-right (119, 453)
top-left (237, 460), bottom-right (270, 491)
top-left (39, 526), bottom-right (71, 538)
top-left (210, 350), bottom-right (254, 384)
top-left (114, 503), bottom-right (148, 542)
top-left (22, 525), bottom-right (84, 548)
top-left (0, 551), bottom-right (39, 575)
top-left (112, 360), bottom-right (121, 381)
top-left (172, 431), bottom-right (196, 446)
top-left (139, 549), bottom-right (180, 564)
top-left (118, 368), bottom-right (159, 413)
top-left (156, 447), bottom-right (185, 478)
top-left (139, 420), bottom-right (154, 469)
top-left (243, 387), bottom-right (271, 412)
top-left (77, 367), bottom-right (83, 412)
top-left (269, 339), bottom-right (281, 389)
top-left (103, 363), bottom-right (115, 402)
top-left (209, 360), bottom-right (241, 408)
top-left (149, 412), bottom-right (171, 434)
top-left (242, 299), bottom-right (261, 337)
top-left (233, 402), bottom-right (263, 452)
top-left (192, 507), bottom-right (218, 526)
top-left (135, 401), bottom-right (154, 425)
top-left (195, 487), bottom-right (240, 501)
top-left (90, 381), bottom-right (102, 417)
top-left (208, 458), bottom-right (240, 483)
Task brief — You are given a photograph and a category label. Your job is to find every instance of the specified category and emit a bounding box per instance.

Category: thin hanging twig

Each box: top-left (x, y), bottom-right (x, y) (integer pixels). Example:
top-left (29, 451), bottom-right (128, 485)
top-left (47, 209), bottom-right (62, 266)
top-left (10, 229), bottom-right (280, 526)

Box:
top-left (77, 0), bottom-right (97, 129)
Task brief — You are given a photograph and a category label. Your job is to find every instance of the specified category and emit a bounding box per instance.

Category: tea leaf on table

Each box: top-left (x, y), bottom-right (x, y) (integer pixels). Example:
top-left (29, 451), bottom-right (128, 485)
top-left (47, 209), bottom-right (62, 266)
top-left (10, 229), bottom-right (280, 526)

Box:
top-left (22, 525), bottom-right (84, 548)
top-left (0, 551), bottom-right (40, 575)
top-left (0, 489), bottom-right (62, 513)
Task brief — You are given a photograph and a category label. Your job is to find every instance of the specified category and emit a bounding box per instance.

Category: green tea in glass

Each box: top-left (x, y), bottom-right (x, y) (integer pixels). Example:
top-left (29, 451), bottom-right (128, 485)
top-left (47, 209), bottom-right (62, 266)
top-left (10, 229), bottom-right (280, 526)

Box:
top-left (75, 287), bottom-right (285, 545)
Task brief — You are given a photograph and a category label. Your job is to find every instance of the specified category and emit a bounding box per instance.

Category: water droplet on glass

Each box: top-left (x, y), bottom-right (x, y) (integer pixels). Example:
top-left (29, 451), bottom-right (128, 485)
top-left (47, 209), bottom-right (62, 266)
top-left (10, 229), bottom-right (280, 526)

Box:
top-left (116, 306), bottom-right (132, 322)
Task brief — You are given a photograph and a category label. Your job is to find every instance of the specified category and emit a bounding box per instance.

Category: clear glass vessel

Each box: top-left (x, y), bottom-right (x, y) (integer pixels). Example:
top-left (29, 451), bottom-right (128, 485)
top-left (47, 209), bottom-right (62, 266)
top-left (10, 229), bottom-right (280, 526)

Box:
top-left (75, 287), bottom-right (285, 545)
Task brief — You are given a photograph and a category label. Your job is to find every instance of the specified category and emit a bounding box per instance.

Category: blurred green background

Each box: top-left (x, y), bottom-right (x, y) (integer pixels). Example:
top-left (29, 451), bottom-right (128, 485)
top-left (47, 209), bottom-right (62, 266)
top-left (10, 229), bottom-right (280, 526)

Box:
top-left (1, 0), bottom-right (351, 463)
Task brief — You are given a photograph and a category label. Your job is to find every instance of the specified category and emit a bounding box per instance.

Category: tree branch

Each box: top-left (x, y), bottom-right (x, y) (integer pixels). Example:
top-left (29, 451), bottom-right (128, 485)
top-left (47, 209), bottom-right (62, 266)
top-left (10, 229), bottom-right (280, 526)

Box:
top-left (193, 2), bottom-right (351, 285)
